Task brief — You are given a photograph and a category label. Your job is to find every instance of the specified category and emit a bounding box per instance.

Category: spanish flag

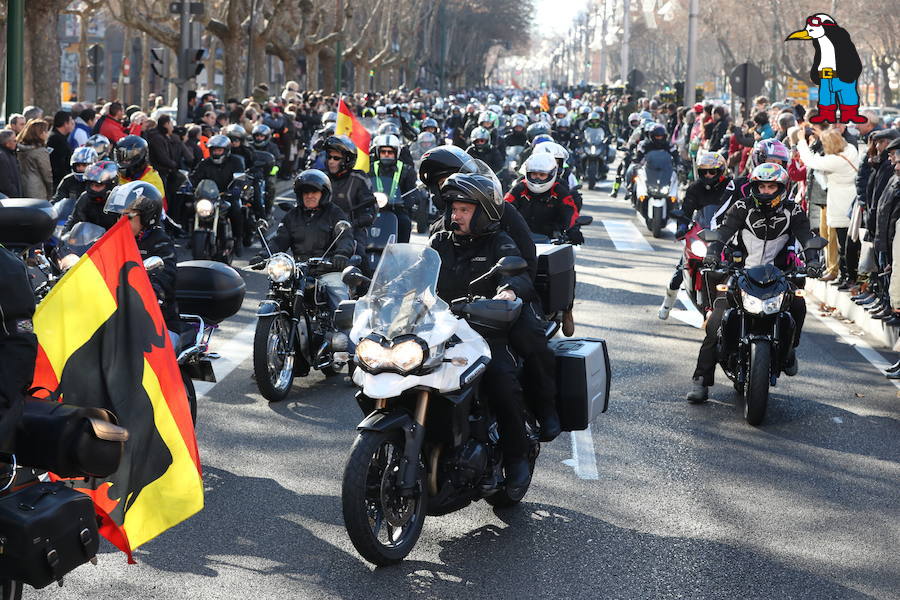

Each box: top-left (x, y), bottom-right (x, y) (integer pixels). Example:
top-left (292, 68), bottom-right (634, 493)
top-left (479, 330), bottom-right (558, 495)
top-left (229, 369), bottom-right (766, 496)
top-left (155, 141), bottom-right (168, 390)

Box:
top-left (335, 97), bottom-right (371, 172)
top-left (32, 219), bottom-right (203, 562)
top-left (540, 93), bottom-right (550, 113)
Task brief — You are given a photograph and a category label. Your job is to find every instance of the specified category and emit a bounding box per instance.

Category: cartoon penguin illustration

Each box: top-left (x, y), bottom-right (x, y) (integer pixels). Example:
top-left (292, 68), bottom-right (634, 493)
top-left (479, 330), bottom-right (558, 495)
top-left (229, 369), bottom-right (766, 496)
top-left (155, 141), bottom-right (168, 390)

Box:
top-left (785, 13), bottom-right (864, 124)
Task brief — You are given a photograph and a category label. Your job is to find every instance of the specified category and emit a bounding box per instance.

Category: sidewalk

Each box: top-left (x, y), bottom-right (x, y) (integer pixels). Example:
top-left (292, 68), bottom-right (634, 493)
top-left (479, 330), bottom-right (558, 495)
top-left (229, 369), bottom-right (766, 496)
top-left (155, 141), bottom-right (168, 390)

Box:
top-left (806, 279), bottom-right (899, 350)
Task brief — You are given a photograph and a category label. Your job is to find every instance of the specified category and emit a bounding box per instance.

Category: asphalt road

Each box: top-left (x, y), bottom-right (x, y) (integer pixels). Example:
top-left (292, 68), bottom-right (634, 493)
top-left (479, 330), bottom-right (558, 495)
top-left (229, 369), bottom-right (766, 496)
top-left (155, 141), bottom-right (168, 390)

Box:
top-left (32, 178), bottom-right (899, 600)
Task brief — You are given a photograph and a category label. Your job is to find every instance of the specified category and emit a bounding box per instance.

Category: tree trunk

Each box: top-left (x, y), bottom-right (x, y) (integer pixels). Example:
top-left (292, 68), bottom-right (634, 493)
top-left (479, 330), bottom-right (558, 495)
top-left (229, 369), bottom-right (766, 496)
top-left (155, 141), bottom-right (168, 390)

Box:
top-left (25, 2), bottom-right (63, 112)
top-left (878, 61), bottom-right (893, 107)
top-left (250, 38), bottom-right (267, 91)
top-left (305, 48), bottom-right (320, 90)
top-left (221, 33), bottom-right (243, 100)
top-left (320, 48), bottom-right (335, 93)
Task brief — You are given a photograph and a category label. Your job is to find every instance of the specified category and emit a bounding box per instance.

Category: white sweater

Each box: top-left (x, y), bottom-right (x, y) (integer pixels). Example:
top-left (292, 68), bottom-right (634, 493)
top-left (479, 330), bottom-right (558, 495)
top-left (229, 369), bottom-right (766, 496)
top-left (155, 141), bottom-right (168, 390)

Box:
top-left (796, 138), bottom-right (859, 228)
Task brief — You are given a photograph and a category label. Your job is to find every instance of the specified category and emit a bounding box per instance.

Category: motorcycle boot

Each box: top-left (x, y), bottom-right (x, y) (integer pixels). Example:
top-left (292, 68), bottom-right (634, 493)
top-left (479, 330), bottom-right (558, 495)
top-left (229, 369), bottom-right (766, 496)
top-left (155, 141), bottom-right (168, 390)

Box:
top-left (658, 287), bottom-right (678, 320)
top-left (610, 178), bottom-right (621, 198)
top-left (504, 459), bottom-right (532, 501)
top-left (686, 377), bottom-right (708, 403)
top-left (783, 347), bottom-right (798, 376)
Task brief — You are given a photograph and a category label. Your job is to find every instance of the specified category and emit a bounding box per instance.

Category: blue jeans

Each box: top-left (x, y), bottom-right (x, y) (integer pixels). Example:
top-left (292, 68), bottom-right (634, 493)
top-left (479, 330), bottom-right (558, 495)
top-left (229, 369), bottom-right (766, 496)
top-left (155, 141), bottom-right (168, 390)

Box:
top-left (819, 78), bottom-right (859, 106)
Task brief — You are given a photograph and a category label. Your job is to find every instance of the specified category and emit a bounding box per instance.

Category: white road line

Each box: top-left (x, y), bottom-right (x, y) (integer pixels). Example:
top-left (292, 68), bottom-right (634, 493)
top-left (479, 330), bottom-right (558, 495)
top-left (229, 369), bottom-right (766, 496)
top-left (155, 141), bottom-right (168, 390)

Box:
top-left (194, 319), bottom-right (258, 398)
top-left (562, 426), bottom-right (599, 480)
top-left (601, 219), bottom-right (654, 252)
top-left (806, 299), bottom-right (900, 390)
top-left (670, 289), bottom-right (705, 329)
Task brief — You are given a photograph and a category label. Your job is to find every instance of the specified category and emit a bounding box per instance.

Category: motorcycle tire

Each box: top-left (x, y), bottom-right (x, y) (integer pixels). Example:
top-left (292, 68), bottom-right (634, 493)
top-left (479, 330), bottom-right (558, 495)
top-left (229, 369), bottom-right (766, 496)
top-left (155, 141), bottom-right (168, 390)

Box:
top-left (252, 315), bottom-right (295, 402)
top-left (342, 429), bottom-right (427, 566)
top-left (745, 340), bottom-right (771, 426)
top-left (651, 207), bottom-right (663, 238)
top-left (180, 367), bottom-right (197, 425)
top-left (191, 230), bottom-right (213, 261)
top-left (214, 231), bottom-right (233, 266)
top-left (0, 580), bottom-right (22, 600)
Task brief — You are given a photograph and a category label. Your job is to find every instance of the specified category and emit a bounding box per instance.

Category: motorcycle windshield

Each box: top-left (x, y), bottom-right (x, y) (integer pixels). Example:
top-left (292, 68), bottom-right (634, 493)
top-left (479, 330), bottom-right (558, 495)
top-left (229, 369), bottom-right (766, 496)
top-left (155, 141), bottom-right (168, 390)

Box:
top-left (645, 149), bottom-right (674, 190)
top-left (351, 244), bottom-right (456, 343)
top-left (584, 128), bottom-right (605, 144)
top-left (60, 222), bottom-right (105, 255)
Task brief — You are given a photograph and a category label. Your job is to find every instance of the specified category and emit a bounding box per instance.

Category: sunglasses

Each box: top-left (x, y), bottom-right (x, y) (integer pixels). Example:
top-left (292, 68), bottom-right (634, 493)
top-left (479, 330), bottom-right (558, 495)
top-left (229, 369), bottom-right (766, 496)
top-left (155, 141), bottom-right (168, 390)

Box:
top-left (123, 212), bottom-right (140, 220)
top-left (806, 16), bottom-right (834, 27)
top-left (326, 155), bottom-right (343, 161)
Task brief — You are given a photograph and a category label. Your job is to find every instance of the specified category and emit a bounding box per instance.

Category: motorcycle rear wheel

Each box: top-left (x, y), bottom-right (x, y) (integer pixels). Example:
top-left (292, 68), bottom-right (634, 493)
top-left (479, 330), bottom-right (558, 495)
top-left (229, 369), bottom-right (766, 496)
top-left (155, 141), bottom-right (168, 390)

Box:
top-left (252, 315), bottom-right (294, 402)
top-left (745, 340), bottom-right (771, 426)
top-left (342, 429), bottom-right (427, 566)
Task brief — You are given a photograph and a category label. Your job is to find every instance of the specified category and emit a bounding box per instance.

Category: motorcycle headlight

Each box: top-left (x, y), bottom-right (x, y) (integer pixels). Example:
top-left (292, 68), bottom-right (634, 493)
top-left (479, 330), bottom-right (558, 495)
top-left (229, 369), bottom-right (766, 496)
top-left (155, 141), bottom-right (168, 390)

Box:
top-left (266, 253), bottom-right (295, 283)
top-left (196, 198), bottom-right (214, 218)
top-left (356, 336), bottom-right (427, 373)
top-left (741, 290), bottom-right (784, 315)
top-left (689, 240), bottom-right (707, 256)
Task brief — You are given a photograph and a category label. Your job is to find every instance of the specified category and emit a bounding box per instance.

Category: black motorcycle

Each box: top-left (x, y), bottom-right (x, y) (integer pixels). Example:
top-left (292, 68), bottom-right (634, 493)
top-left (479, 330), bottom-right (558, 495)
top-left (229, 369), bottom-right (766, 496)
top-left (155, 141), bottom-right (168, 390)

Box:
top-left (189, 178), bottom-right (237, 264)
top-left (251, 220), bottom-right (356, 402)
top-left (248, 149), bottom-right (277, 221)
top-left (579, 126), bottom-right (613, 189)
top-left (699, 230), bottom-right (827, 425)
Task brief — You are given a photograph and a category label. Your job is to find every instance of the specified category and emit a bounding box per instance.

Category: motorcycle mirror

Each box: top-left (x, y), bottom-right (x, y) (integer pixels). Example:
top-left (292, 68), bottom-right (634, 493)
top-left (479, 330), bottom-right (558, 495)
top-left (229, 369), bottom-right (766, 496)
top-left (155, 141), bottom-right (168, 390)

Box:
top-left (574, 215), bottom-right (593, 227)
top-left (698, 229), bottom-right (721, 243)
top-left (804, 236), bottom-right (828, 251)
top-left (334, 220), bottom-right (352, 236)
top-left (276, 199), bottom-right (296, 212)
top-left (143, 256), bottom-right (164, 272)
top-left (494, 255), bottom-right (529, 276)
top-left (374, 192), bottom-right (389, 209)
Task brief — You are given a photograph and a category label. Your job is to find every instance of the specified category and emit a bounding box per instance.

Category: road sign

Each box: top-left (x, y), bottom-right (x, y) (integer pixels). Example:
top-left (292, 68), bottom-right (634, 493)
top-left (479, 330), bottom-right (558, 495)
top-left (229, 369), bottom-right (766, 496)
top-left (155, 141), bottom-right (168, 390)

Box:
top-left (169, 2), bottom-right (204, 15)
top-left (729, 62), bottom-right (765, 116)
top-left (627, 68), bottom-right (645, 89)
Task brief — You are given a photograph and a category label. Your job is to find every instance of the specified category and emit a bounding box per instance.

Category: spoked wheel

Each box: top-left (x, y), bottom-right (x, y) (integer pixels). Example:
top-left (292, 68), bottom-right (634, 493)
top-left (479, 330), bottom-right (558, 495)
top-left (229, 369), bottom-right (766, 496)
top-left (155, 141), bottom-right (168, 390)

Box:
top-left (745, 340), bottom-right (771, 426)
top-left (0, 580), bottom-right (22, 600)
top-left (253, 315), bottom-right (295, 402)
top-left (342, 429), bottom-right (427, 566)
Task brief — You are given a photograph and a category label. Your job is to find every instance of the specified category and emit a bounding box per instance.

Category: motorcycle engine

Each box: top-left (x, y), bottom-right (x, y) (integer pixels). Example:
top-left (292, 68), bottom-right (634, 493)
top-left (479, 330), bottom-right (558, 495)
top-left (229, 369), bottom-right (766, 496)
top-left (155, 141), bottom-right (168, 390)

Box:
top-left (448, 440), bottom-right (489, 488)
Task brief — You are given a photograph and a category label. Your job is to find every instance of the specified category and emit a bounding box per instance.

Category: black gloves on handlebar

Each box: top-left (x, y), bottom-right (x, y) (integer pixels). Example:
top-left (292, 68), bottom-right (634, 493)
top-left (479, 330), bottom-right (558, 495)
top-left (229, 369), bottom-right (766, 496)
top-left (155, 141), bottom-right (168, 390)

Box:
top-left (249, 254), bottom-right (267, 269)
top-left (702, 253), bottom-right (720, 269)
top-left (805, 261), bottom-right (823, 279)
top-left (566, 227), bottom-right (585, 245)
top-left (332, 254), bottom-right (349, 272)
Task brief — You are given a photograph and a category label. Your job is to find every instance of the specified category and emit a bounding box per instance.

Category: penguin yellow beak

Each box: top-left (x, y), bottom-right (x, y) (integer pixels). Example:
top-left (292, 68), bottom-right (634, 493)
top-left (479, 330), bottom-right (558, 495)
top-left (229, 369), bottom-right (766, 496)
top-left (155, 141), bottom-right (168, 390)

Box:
top-left (785, 29), bottom-right (812, 41)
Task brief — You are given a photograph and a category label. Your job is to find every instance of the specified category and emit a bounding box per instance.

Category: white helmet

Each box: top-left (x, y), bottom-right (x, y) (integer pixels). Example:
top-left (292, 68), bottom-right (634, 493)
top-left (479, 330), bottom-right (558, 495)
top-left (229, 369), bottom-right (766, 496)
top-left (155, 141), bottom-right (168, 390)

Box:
top-left (553, 105), bottom-right (568, 118)
top-left (524, 152), bottom-right (557, 195)
top-left (533, 141), bottom-right (569, 162)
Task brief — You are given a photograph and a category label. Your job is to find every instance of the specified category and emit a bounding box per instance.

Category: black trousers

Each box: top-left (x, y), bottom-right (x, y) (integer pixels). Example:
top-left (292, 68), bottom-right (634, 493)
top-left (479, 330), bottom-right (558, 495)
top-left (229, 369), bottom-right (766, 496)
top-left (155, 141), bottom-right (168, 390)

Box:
top-left (692, 295), bottom-right (806, 387)
top-left (833, 227), bottom-right (856, 281)
top-left (483, 337), bottom-right (528, 461)
top-left (507, 301), bottom-right (557, 422)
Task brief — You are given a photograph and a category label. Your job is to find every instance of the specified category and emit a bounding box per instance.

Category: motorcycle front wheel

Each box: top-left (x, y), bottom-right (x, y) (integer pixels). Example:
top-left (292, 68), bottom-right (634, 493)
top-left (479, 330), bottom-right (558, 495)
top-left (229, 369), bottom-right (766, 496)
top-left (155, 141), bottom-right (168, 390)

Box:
top-left (252, 315), bottom-right (295, 402)
top-left (745, 340), bottom-right (771, 426)
top-left (651, 206), bottom-right (664, 238)
top-left (342, 429), bottom-right (427, 566)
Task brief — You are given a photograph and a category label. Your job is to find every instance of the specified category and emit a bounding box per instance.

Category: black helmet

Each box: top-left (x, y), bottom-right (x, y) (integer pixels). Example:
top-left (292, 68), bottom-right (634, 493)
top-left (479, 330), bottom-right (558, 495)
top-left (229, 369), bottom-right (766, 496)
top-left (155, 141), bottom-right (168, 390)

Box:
top-left (526, 121), bottom-right (552, 142)
top-left (293, 169), bottom-right (332, 206)
top-left (649, 124), bottom-right (667, 143)
top-left (440, 172), bottom-right (503, 236)
top-left (251, 124), bottom-right (272, 150)
top-left (323, 135), bottom-right (358, 173)
top-left (222, 124), bottom-right (247, 144)
top-left (104, 180), bottom-right (163, 228)
top-left (82, 160), bottom-right (119, 199)
top-left (114, 135), bottom-right (149, 179)
top-left (207, 134), bottom-right (231, 164)
top-left (418, 144), bottom-right (481, 193)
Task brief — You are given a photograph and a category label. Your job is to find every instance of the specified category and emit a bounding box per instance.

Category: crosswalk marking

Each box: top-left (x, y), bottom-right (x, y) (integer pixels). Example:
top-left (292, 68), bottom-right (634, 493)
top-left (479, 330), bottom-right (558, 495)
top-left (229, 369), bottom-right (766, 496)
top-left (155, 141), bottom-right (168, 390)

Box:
top-left (601, 219), bottom-right (654, 252)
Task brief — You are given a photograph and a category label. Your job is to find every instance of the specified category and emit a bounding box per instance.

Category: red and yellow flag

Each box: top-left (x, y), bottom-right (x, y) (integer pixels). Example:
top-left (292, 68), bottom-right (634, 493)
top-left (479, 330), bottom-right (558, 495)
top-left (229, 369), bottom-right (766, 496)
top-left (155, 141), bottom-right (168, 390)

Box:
top-left (540, 93), bottom-right (550, 113)
top-left (335, 97), bottom-right (371, 172)
top-left (32, 219), bottom-right (203, 562)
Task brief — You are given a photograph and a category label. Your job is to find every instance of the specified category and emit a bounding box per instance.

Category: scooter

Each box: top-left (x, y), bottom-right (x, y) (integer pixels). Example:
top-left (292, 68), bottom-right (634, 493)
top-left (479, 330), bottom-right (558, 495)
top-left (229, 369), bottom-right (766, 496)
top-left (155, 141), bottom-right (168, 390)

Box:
top-left (634, 149), bottom-right (679, 238)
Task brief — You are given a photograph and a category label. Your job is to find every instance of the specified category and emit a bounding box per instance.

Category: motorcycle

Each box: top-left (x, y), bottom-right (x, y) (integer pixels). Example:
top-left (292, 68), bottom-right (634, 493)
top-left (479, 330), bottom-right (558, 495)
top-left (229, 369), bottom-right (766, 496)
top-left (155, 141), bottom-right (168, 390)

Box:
top-left (189, 178), bottom-right (240, 264)
top-left (634, 149), bottom-right (679, 238)
top-left (579, 127), bottom-right (614, 190)
top-left (531, 215), bottom-right (592, 335)
top-left (366, 191), bottom-right (400, 275)
top-left (249, 149), bottom-right (278, 219)
top-left (0, 197), bottom-right (60, 300)
top-left (341, 243), bottom-right (540, 566)
top-left (671, 206), bottom-right (720, 313)
top-left (699, 229), bottom-right (827, 425)
top-left (251, 220), bottom-right (356, 402)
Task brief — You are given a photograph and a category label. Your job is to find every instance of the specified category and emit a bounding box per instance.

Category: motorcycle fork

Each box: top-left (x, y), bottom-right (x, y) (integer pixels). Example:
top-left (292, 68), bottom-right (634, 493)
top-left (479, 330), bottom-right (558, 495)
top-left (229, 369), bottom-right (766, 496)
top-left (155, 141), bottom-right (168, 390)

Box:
top-left (398, 390), bottom-right (429, 496)
top-left (736, 313), bottom-right (748, 384)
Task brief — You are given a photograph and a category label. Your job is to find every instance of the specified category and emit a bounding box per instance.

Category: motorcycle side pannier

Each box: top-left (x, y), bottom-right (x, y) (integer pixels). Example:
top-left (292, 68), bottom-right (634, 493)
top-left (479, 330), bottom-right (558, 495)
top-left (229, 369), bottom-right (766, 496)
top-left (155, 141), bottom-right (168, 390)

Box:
top-left (175, 260), bottom-right (246, 324)
top-left (549, 337), bottom-right (611, 431)
top-left (0, 198), bottom-right (57, 247)
top-left (535, 244), bottom-right (575, 314)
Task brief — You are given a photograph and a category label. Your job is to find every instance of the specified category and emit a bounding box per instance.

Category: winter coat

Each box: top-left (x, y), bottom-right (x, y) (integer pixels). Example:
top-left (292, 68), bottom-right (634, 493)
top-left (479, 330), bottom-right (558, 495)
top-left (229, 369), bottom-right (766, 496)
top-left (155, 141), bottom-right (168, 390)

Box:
top-left (17, 144), bottom-right (53, 199)
top-left (796, 138), bottom-right (859, 228)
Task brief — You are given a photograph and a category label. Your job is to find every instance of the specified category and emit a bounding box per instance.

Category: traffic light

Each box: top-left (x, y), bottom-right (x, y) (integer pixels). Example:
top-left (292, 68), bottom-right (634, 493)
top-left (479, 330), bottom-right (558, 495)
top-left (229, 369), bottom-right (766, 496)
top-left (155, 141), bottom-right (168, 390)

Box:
top-left (180, 48), bottom-right (208, 80)
top-left (87, 44), bottom-right (104, 83)
top-left (151, 47), bottom-right (168, 79)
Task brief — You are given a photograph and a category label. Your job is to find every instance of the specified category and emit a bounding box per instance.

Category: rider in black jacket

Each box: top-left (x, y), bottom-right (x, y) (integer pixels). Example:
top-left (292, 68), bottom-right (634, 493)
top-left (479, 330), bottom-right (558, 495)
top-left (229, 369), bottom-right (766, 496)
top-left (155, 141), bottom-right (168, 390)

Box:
top-left (190, 134), bottom-right (247, 254)
top-left (322, 136), bottom-right (376, 268)
top-left (687, 164), bottom-right (820, 403)
top-left (252, 170), bottom-right (354, 308)
top-left (429, 172), bottom-right (537, 497)
top-left (65, 160), bottom-right (120, 232)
